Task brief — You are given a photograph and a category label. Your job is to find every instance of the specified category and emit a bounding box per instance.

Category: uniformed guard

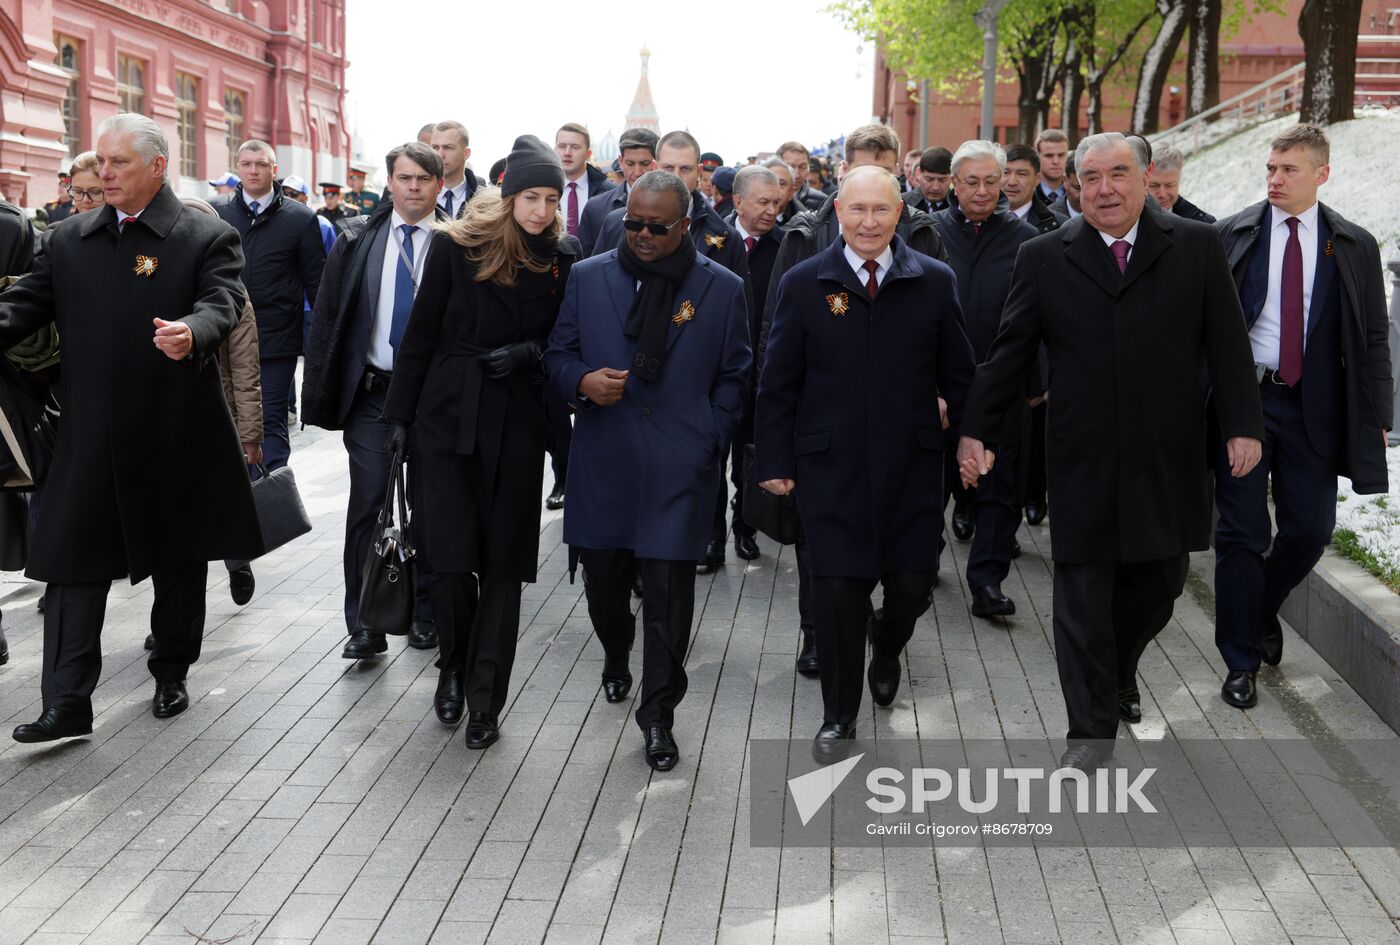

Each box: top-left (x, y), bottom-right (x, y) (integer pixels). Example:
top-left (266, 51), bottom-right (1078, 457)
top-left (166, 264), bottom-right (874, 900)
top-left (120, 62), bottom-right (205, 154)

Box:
top-left (42, 170), bottom-right (75, 225)
top-left (315, 181), bottom-right (360, 235)
top-left (344, 164), bottom-right (380, 215)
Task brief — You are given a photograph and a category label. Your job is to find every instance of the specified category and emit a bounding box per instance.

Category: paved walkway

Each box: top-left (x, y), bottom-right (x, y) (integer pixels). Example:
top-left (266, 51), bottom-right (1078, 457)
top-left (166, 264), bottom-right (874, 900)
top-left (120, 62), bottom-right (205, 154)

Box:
top-left (0, 424), bottom-right (1398, 945)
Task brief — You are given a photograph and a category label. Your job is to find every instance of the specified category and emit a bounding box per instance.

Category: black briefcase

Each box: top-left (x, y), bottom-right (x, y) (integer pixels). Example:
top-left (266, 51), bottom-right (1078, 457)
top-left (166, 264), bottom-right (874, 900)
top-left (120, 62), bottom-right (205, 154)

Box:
top-left (357, 449), bottom-right (417, 636)
top-left (741, 444), bottom-right (803, 546)
top-left (251, 464), bottom-right (313, 555)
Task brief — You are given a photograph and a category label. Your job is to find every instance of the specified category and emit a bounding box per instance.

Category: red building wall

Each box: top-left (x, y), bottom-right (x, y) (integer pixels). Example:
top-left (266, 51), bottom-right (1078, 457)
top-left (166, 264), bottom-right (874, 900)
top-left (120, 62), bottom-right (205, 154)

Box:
top-left (0, 0), bottom-right (350, 208)
top-left (874, 0), bottom-right (1393, 151)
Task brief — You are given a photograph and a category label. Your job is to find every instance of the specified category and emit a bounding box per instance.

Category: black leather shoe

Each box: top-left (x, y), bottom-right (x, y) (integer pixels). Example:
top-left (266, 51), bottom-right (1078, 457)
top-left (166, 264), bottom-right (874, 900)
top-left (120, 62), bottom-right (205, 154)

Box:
top-left (13, 707), bottom-right (93, 743)
top-left (734, 533), bottom-right (760, 561)
top-left (812, 722), bottom-right (856, 764)
top-left (868, 653), bottom-right (901, 707)
top-left (1059, 744), bottom-right (1112, 771)
top-left (1221, 670), bottom-right (1257, 709)
top-left (545, 484), bottom-right (565, 511)
top-left (1024, 500), bottom-right (1047, 526)
top-left (464, 711), bottom-right (499, 749)
top-left (408, 621), bottom-right (438, 650)
top-left (435, 670), bottom-right (464, 724)
top-left (1010, 540), bottom-right (1022, 559)
top-left (602, 673), bottom-right (633, 703)
top-left (152, 681), bottom-right (189, 719)
top-left (0, 626), bottom-right (8, 666)
top-left (228, 564), bottom-right (255, 606)
top-left (644, 724), bottom-right (678, 770)
top-left (342, 630), bottom-right (388, 660)
top-left (143, 633), bottom-right (154, 651)
top-left (1259, 613), bottom-right (1283, 667)
top-left (795, 629), bottom-right (820, 677)
top-left (951, 504), bottom-right (974, 541)
top-left (1119, 687), bottom-right (1142, 723)
top-left (970, 583), bottom-right (1016, 618)
top-left (696, 541), bottom-right (725, 575)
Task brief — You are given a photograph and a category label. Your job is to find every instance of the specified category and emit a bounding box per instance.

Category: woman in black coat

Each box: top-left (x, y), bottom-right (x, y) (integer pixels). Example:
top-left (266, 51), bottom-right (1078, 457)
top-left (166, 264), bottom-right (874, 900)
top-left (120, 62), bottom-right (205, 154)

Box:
top-left (384, 135), bottom-right (578, 750)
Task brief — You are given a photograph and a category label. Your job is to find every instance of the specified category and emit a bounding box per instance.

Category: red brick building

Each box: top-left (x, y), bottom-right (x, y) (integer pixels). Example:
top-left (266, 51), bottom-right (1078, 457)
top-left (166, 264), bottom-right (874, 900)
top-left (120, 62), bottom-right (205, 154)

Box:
top-left (874, 0), bottom-right (1395, 150)
top-left (0, 0), bottom-right (351, 208)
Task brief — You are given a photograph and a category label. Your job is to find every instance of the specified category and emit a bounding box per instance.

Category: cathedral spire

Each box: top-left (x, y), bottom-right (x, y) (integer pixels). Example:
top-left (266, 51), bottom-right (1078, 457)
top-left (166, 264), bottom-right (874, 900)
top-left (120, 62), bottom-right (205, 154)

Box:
top-left (624, 45), bottom-right (660, 132)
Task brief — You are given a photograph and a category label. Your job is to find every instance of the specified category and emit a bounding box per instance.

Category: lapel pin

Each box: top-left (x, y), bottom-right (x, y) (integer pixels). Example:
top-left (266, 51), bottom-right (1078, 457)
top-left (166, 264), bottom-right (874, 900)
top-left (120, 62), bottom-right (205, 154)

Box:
top-left (672, 299), bottom-right (696, 326)
top-left (826, 291), bottom-right (849, 316)
top-left (133, 255), bottom-right (158, 278)
top-left (1324, 239), bottom-right (1334, 257)
top-left (704, 233), bottom-right (726, 251)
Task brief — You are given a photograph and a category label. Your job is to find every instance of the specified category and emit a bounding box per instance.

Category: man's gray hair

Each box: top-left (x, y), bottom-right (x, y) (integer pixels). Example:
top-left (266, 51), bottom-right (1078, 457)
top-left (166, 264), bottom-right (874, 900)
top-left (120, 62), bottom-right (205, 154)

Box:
top-left (950, 140), bottom-right (1006, 176)
top-left (760, 155), bottom-right (793, 180)
top-left (1075, 132), bottom-right (1147, 174)
top-left (1152, 143), bottom-right (1185, 174)
top-left (734, 165), bottom-right (779, 199)
top-left (632, 170), bottom-right (691, 217)
top-left (96, 113), bottom-right (169, 178)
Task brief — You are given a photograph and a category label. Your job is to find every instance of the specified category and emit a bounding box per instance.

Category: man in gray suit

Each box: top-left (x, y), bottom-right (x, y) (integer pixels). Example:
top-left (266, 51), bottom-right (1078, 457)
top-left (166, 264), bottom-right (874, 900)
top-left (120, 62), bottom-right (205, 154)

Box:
top-left (302, 142), bottom-right (450, 660)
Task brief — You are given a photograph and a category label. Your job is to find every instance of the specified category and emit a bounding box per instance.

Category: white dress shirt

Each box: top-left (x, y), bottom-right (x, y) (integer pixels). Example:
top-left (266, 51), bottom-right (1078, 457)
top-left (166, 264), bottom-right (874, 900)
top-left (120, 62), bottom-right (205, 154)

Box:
top-left (243, 188), bottom-right (272, 215)
top-left (112, 205), bottom-right (146, 230)
top-left (438, 178), bottom-right (469, 217)
top-left (1249, 201), bottom-right (1319, 369)
top-left (565, 171), bottom-right (592, 207)
top-left (1010, 201), bottom-right (1033, 221)
top-left (369, 211), bottom-right (433, 371)
top-left (844, 243), bottom-right (893, 289)
top-left (734, 219), bottom-right (757, 249)
top-left (1097, 219), bottom-right (1141, 267)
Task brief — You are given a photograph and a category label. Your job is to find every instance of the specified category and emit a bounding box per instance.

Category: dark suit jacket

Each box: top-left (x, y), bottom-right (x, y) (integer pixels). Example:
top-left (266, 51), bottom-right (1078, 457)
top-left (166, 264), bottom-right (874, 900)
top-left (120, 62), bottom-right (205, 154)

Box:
top-left (577, 184), bottom-right (628, 257)
top-left (1218, 200), bottom-right (1392, 493)
top-left (756, 236), bottom-right (976, 579)
top-left (960, 209), bottom-right (1263, 564)
top-left (1171, 195), bottom-right (1216, 224)
top-left (902, 189), bottom-right (949, 216)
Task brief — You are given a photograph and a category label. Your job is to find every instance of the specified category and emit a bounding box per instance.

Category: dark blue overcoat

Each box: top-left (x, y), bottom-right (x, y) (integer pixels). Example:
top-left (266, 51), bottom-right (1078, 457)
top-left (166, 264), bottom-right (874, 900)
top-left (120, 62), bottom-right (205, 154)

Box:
top-left (545, 250), bottom-right (752, 560)
top-left (755, 236), bottom-right (976, 579)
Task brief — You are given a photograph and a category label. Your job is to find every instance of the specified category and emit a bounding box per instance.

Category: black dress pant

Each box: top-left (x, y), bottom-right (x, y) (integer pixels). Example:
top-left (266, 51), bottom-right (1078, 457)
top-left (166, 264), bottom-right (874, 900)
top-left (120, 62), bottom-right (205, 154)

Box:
top-left (1052, 555), bottom-right (1188, 744)
top-left (41, 562), bottom-right (209, 716)
top-left (1214, 383), bottom-right (1336, 671)
top-left (710, 440), bottom-right (756, 544)
top-left (1022, 401), bottom-right (1048, 511)
top-left (546, 388), bottom-right (572, 488)
top-left (944, 440), bottom-right (1021, 591)
top-left (431, 571), bottom-right (521, 717)
top-left (341, 380), bottom-right (433, 635)
top-left (811, 570), bottom-right (936, 725)
top-left (579, 549), bottom-right (696, 731)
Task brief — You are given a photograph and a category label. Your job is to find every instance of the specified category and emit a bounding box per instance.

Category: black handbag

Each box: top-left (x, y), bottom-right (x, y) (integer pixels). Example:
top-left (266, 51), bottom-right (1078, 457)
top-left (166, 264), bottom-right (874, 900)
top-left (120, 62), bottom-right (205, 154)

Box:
top-left (251, 464), bottom-right (313, 555)
top-left (357, 449), bottom-right (417, 636)
top-left (741, 444), bottom-right (803, 546)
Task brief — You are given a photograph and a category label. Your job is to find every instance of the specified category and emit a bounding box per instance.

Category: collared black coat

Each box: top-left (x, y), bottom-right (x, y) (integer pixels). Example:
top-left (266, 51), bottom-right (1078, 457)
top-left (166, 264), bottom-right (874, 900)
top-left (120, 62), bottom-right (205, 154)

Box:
top-left (1218, 200), bottom-right (1392, 493)
top-left (0, 200), bottom-right (34, 275)
top-left (0, 185), bottom-right (262, 582)
top-left (317, 203), bottom-right (360, 236)
top-left (755, 236), bottom-right (976, 579)
top-left (961, 210), bottom-right (1263, 564)
top-left (1018, 188), bottom-right (1062, 235)
top-left (382, 231), bottom-right (580, 580)
top-left (1171, 195), bottom-right (1216, 224)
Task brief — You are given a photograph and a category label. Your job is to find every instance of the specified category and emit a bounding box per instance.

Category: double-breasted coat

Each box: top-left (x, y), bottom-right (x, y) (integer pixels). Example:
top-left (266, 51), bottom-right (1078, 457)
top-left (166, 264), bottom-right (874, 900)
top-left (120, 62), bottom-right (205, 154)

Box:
top-left (960, 209), bottom-right (1264, 564)
top-left (383, 231), bottom-right (580, 582)
top-left (754, 236), bottom-right (976, 579)
top-left (545, 250), bottom-right (751, 561)
top-left (0, 185), bottom-right (263, 582)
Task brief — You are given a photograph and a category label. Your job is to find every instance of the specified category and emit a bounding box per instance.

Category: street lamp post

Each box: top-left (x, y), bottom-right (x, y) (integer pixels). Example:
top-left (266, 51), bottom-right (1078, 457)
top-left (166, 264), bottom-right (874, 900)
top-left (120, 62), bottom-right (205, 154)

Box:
top-left (976, 0), bottom-right (1010, 140)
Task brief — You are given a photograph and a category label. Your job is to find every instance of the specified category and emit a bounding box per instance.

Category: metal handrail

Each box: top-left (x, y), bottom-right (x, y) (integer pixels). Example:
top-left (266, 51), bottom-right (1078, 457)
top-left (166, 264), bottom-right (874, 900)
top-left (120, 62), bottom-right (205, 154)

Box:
top-left (1151, 63), bottom-right (1304, 144)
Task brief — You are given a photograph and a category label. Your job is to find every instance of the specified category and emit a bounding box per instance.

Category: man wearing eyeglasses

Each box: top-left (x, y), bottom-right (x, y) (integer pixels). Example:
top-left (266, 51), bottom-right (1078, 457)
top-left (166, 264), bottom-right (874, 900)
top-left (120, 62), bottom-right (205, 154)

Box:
top-left (932, 141), bottom-right (1039, 622)
top-left (545, 170), bottom-right (751, 772)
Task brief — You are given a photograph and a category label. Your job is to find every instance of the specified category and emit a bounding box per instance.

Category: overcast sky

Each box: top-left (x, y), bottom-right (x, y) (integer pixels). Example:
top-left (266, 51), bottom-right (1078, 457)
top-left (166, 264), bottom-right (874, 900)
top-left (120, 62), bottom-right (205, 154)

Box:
top-left (343, 0), bottom-right (876, 179)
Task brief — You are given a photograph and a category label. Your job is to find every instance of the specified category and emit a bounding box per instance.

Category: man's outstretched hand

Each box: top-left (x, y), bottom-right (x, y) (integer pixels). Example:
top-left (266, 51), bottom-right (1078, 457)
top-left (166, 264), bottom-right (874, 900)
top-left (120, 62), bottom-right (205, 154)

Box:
top-left (957, 436), bottom-right (995, 488)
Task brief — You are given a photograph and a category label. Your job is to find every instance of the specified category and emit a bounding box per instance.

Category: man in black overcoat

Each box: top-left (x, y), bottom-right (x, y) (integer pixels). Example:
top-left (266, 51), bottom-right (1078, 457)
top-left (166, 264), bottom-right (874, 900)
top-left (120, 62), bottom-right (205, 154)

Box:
top-left (756, 166), bottom-right (976, 763)
top-left (577, 128), bottom-right (657, 256)
top-left (957, 132), bottom-right (1264, 770)
top-left (932, 142), bottom-right (1039, 620)
top-left (1212, 124), bottom-right (1393, 708)
top-left (0, 114), bottom-right (262, 741)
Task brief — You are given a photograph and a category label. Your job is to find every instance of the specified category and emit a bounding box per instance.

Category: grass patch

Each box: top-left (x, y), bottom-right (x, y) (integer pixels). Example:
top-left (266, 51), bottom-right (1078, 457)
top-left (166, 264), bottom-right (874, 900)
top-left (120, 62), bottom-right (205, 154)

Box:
top-left (1332, 528), bottom-right (1400, 594)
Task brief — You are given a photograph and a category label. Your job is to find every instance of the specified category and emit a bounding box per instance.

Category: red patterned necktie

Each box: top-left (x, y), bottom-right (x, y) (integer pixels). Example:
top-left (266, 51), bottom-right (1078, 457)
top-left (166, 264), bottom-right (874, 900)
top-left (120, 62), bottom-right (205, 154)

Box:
top-left (863, 258), bottom-right (879, 299)
top-left (120, 215), bottom-right (136, 233)
top-left (1110, 239), bottom-right (1131, 274)
top-left (1278, 216), bottom-right (1304, 386)
top-left (744, 236), bottom-right (755, 254)
top-left (566, 182), bottom-right (579, 236)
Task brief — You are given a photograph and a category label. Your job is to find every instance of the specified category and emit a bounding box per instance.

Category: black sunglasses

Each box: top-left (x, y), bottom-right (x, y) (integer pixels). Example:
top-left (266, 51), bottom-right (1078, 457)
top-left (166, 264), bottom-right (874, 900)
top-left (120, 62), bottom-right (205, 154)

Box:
top-left (622, 213), bottom-right (686, 237)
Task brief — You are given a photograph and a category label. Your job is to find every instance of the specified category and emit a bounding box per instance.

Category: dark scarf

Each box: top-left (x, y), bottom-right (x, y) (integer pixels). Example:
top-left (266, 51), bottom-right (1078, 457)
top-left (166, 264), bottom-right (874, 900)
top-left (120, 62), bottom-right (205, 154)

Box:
top-left (522, 228), bottom-right (559, 265)
top-left (616, 232), bottom-right (696, 381)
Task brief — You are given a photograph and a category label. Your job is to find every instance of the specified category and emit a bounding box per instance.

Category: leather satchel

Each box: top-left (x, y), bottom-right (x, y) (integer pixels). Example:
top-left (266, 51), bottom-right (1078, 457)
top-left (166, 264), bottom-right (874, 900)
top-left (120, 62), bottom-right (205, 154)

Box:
top-left (357, 449), bottom-right (417, 636)
top-left (251, 464), bottom-right (313, 555)
top-left (741, 444), bottom-right (803, 546)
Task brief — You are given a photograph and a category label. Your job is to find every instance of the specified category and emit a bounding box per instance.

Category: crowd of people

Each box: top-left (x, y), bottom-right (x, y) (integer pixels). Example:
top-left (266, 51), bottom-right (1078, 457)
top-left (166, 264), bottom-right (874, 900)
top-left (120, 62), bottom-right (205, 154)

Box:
top-left (0, 109), bottom-right (1390, 775)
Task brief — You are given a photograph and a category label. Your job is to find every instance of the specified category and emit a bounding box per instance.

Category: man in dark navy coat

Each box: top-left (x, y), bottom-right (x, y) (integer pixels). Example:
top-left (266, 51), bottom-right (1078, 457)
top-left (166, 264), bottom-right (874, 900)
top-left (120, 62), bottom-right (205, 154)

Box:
top-left (546, 171), bottom-right (751, 772)
top-left (1213, 124), bottom-right (1393, 709)
top-left (756, 166), bottom-right (976, 763)
top-left (957, 133), bottom-right (1263, 770)
top-left (577, 128), bottom-right (657, 256)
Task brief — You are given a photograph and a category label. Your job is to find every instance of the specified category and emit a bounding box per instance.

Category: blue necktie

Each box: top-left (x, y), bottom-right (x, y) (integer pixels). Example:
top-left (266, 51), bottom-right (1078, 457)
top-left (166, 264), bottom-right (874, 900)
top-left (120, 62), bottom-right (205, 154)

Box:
top-left (389, 223), bottom-right (416, 356)
top-left (249, 200), bottom-right (260, 216)
top-left (442, 191), bottom-right (454, 217)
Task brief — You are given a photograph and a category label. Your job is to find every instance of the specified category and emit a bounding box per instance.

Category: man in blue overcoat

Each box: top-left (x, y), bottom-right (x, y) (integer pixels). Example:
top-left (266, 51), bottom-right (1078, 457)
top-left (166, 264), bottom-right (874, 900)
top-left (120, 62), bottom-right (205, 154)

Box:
top-left (546, 170), bottom-right (751, 772)
top-left (755, 166), bottom-right (976, 763)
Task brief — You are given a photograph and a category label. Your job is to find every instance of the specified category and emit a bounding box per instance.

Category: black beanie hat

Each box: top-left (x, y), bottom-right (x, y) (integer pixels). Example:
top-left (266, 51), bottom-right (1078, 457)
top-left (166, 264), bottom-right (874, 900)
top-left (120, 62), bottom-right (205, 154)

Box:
top-left (500, 134), bottom-right (565, 198)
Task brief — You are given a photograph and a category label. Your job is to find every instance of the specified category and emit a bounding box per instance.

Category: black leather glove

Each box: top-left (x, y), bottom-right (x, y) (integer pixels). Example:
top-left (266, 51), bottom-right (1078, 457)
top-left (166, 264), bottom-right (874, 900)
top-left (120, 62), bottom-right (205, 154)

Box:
top-left (384, 420), bottom-right (409, 456)
top-left (481, 340), bottom-right (542, 380)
